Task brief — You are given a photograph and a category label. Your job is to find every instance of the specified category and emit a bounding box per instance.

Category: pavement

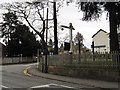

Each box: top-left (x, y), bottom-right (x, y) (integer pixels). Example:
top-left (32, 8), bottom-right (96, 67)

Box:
top-left (26, 65), bottom-right (120, 89)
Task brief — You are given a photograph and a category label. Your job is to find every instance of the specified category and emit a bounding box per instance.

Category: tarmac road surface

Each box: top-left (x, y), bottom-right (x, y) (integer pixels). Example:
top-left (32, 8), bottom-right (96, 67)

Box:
top-left (1, 64), bottom-right (119, 90)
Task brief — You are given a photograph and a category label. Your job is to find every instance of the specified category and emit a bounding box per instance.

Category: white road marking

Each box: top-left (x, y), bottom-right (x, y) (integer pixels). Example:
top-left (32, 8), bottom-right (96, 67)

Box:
top-left (1, 85), bottom-right (9, 88)
top-left (31, 85), bottom-right (50, 88)
top-left (30, 83), bottom-right (74, 88)
top-left (49, 83), bottom-right (74, 88)
top-left (23, 66), bottom-right (32, 76)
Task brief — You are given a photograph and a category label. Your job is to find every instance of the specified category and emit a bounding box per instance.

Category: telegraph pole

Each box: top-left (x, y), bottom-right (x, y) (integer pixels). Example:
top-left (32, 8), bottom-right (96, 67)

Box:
top-left (53, 1), bottom-right (58, 54)
top-left (44, 7), bottom-right (49, 73)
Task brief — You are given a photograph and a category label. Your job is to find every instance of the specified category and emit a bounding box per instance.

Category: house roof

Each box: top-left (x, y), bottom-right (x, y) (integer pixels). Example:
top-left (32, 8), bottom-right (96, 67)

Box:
top-left (92, 29), bottom-right (108, 38)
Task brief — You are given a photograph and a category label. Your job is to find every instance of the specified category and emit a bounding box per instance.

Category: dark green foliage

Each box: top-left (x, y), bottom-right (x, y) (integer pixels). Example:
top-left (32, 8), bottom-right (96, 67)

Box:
top-left (0, 11), bottom-right (21, 43)
top-left (9, 24), bottom-right (41, 57)
top-left (0, 12), bottom-right (41, 57)
top-left (80, 2), bottom-right (103, 21)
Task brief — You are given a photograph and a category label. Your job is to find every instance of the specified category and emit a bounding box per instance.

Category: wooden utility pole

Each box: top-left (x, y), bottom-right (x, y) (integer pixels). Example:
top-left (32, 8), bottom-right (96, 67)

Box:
top-left (44, 7), bottom-right (49, 73)
top-left (53, 1), bottom-right (58, 54)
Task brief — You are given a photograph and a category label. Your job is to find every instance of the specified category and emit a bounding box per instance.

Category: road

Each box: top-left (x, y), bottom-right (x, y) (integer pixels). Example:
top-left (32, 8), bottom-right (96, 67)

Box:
top-left (1, 63), bottom-right (118, 90)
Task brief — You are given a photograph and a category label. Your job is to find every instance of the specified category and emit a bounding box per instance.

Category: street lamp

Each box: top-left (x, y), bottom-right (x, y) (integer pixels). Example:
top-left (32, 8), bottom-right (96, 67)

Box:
top-left (61, 23), bottom-right (75, 53)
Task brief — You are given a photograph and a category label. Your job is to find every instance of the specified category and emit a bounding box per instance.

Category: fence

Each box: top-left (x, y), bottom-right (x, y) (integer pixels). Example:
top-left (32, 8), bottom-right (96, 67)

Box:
top-left (1, 57), bottom-right (37, 65)
top-left (47, 52), bottom-right (120, 66)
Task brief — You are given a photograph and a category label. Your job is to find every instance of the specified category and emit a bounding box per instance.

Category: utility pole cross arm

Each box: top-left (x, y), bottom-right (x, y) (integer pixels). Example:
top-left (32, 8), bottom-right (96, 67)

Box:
top-left (61, 24), bottom-right (75, 30)
top-left (61, 25), bottom-right (69, 29)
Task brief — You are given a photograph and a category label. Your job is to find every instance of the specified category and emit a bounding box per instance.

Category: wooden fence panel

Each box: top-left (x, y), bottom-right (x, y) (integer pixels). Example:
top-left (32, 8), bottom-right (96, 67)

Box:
top-left (2, 57), bottom-right (36, 64)
top-left (47, 52), bottom-right (120, 67)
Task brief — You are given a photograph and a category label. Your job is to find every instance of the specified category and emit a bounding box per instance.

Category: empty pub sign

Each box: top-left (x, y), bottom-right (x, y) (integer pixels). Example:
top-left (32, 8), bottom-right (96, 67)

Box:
top-left (64, 42), bottom-right (70, 51)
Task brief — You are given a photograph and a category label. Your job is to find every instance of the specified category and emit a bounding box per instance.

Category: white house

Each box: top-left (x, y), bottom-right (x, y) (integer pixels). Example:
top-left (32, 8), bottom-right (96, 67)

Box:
top-left (92, 29), bottom-right (110, 53)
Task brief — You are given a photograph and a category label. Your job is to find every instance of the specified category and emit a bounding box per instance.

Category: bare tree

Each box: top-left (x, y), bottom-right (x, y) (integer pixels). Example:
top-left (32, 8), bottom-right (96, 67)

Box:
top-left (1, 2), bottom-right (49, 52)
top-left (74, 32), bottom-right (84, 63)
top-left (74, 32), bottom-right (83, 45)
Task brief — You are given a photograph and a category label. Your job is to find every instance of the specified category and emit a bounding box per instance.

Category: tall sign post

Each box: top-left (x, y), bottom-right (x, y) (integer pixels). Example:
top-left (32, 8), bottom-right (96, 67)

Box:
top-left (61, 23), bottom-right (75, 63)
top-left (61, 23), bottom-right (75, 53)
top-left (69, 23), bottom-right (75, 53)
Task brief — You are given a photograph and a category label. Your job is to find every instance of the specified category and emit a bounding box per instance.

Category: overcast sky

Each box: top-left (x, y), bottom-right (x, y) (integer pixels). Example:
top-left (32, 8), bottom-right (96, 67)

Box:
top-left (58, 2), bottom-right (109, 48)
top-left (0, 0), bottom-right (109, 48)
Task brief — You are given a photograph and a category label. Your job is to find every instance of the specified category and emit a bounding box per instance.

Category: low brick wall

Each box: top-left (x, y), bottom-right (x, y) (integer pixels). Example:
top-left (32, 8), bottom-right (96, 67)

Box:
top-left (47, 65), bottom-right (119, 82)
top-left (38, 54), bottom-right (119, 82)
